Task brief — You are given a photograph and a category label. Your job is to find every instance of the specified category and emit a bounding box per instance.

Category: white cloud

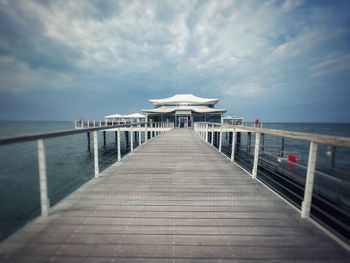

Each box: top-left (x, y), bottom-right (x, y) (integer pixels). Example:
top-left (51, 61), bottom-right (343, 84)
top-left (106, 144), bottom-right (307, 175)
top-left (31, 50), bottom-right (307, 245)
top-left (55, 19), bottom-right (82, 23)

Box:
top-left (282, 0), bottom-right (303, 12)
top-left (310, 53), bottom-right (350, 77)
top-left (224, 82), bottom-right (264, 98)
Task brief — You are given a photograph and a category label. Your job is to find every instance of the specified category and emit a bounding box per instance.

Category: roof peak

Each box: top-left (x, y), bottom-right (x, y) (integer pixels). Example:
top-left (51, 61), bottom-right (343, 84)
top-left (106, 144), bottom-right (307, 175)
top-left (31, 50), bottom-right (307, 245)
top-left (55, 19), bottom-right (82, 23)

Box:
top-left (149, 94), bottom-right (219, 105)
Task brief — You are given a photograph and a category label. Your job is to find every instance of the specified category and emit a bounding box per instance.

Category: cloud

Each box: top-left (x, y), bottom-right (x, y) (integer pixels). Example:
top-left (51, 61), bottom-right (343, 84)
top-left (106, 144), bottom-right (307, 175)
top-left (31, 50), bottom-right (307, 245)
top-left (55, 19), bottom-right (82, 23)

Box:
top-left (0, 55), bottom-right (73, 93)
top-left (309, 53), bottom-right (350, 77)
top-left (0, 0), bottom-right (349, 121)
top-left (223, 81), bottom-right (264, 98)
top-left (282, 0), bottom-right (303, 12)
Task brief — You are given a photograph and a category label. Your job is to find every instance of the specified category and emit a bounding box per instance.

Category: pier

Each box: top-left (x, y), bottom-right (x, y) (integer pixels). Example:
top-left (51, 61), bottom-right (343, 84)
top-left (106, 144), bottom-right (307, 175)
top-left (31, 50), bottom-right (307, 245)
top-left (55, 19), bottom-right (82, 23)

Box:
top-left (0, 123), bottom-right (349, 262)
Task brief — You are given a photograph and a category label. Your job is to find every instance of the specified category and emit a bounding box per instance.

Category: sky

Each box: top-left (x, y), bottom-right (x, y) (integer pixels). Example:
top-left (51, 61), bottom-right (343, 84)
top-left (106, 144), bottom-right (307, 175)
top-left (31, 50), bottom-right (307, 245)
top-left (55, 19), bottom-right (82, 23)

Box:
top-left (0, 0), bottom-right (350, 122)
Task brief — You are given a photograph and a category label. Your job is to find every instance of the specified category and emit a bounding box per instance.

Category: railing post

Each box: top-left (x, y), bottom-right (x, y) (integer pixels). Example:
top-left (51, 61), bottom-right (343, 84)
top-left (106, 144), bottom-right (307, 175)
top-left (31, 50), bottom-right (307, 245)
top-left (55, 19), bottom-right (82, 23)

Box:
top-left (205, 123), bottom-right (208, 142)
top-left (130, 127), bottom-right (134, 151)
top-left (37, 139), bottom-right (49, 216)
top-left (261, 133), bottom-right (265, 153)
top-left (219, 126), bottom-right (223, 152)
top-left (247, 132), bottom-right (252, 153)
top-left (103, 131), bottom-right (106, 147)
top-left (280, 137), bottom-right (285, 157)
top-left (138, 124), bottom-right (142, 146)
top-left (326, 145), bottom-right (335, 170)
top-left (230, 130), bottom-right (236, 162)
top-left (211, 125), bottom-right (214, 146)
top-left (252, 132), bottom-right (261, 179)
top-left (202, 123), bottom-right (204, 136)
top-left (117, 128), bottom-right (121, 161)
top-left (93, 131), bottom-right (99, 177)
top-left (301, 142), bottom-right (318, 218)
top-left (145, 124), bottom-right (148, 141)
top-left (87, 132), bottom-right (91, 151)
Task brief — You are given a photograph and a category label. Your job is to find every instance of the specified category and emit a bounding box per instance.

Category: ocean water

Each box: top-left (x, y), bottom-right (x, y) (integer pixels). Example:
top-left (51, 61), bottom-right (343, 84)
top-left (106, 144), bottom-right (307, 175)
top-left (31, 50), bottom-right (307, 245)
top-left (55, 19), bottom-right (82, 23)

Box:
top-left (0, 121), bottom-right (349, 242)
top-left (0, 120), bottom-right (135, 241)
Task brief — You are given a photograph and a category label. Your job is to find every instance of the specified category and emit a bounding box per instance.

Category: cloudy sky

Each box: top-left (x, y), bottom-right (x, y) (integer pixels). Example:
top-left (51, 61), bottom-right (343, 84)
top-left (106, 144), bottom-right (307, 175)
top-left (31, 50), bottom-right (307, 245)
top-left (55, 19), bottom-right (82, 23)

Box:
top-left (0, 0), bottom-right (349, 122)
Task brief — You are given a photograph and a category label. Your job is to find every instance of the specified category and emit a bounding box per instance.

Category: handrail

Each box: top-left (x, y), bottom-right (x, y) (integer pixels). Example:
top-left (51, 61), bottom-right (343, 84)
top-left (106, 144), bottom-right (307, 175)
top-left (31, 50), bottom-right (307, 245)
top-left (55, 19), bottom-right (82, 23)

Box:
top-left (201, 122), bottom-right (350, 147)
top-left (0, 122), bottom-right (173, 146)
top-left (0, 121), bottom-right (174, 231)
top-left (193, 121), bottom-right (350, 250)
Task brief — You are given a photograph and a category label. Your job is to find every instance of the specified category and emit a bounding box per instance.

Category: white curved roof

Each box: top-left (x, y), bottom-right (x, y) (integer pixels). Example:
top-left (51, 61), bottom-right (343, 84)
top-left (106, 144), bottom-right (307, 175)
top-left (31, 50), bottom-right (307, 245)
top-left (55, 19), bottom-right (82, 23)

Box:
top-left (149, 94), bottom-right (219, 105)
top-left (105, 113), bottom-right (123, 118)
top-left (126, 113), bottom-right (146, 118)
top-left (143, 106), bottom-right (226, 114)
top-left (105, 113), bottom-right (145, 119)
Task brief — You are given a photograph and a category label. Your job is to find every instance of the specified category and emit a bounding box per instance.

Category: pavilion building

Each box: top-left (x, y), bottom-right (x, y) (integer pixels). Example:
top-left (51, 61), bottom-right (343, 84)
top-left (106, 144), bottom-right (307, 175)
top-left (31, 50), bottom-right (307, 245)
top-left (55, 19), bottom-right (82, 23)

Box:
top-left (105, 113), bottom-right (146, 123)
top-left (142, 94), bottom-right (226, 127)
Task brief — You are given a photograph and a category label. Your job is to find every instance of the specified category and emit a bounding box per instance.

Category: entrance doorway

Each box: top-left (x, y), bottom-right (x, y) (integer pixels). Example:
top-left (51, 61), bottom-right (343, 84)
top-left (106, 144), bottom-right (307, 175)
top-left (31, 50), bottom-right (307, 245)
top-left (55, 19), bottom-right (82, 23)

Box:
top-left (176, 115), bottom-right (192, 128)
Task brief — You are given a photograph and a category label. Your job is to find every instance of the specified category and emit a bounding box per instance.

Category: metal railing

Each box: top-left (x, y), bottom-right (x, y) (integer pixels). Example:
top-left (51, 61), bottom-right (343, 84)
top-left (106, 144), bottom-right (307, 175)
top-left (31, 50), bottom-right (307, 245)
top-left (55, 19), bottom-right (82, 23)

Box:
top-left (243, 121), bottom-right (263, 128)
top-left (74, 120), bottom-right (174, 129)
top-left (194, 122), bottom-right (350, 249)
top-left (0, 122), bottom-right (174, 241)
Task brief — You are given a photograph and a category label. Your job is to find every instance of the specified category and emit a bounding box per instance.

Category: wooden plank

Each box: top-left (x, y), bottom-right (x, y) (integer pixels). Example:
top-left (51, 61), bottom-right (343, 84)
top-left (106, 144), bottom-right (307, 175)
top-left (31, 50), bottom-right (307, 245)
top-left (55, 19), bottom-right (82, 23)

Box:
top-left (0, 128), bottom-right (348, 262)
top-left (14, 232), bottom-right (335, 247)
top-left (7, 243), bottom-right (349, 260)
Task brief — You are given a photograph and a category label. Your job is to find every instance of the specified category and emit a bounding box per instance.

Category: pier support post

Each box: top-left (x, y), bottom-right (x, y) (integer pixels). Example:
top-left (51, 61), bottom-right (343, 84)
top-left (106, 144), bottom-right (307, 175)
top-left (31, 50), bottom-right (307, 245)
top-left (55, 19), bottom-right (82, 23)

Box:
top-left (301, 142), bottom-right (318, 218)
top-left (87, 132), bottom-right (91, 151)
top-left (130, 128), bottom-right (134, 151)
top-left (37, 139), bottom-right (49, 216)
top-left (117, 129), bottom-right (121, 161)
top-left (252, 132), bottom-right (261, 179)
top-left (230, 130), bottom-right (236, 162)
top-left (219, 127), bottom-right (223, 152)
top-left (93, 131), bottom-right (99, 177)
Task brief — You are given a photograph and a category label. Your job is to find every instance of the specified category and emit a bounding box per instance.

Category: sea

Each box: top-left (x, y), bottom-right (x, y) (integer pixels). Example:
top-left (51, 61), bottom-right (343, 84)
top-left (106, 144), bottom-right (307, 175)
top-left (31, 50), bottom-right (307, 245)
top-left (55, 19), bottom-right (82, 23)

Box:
top-left (0, 121), bottom-right (349, 242)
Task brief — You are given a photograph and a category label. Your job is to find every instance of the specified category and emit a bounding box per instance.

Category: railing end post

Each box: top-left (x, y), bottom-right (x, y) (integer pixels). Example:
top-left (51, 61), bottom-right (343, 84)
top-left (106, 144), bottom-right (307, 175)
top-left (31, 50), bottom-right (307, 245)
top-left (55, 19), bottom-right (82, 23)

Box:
top-left (301, 141), bottom-right (318, 219)
top-left (93, 131), bottom-right (99, 177)
top-left (37, 139), bottom-right (50, 216)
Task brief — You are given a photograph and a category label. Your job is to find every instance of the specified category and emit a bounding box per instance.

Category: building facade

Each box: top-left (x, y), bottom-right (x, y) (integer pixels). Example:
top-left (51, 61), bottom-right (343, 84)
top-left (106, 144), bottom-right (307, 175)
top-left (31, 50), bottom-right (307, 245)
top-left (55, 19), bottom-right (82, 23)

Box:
top-left (143, 94), bottom-right (226, 127)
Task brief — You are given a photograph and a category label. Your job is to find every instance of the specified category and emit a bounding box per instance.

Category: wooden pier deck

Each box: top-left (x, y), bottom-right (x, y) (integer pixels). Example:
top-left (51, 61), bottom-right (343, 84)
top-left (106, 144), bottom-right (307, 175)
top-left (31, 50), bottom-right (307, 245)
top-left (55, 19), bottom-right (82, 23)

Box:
top-left (0, 129), bottom-right (349, 262)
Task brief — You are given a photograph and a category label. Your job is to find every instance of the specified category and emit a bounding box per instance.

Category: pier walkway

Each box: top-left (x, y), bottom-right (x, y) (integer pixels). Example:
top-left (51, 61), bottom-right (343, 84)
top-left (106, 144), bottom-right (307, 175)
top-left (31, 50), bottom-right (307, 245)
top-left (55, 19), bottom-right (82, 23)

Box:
top-left (0, 129), bottom-right (348, 262)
